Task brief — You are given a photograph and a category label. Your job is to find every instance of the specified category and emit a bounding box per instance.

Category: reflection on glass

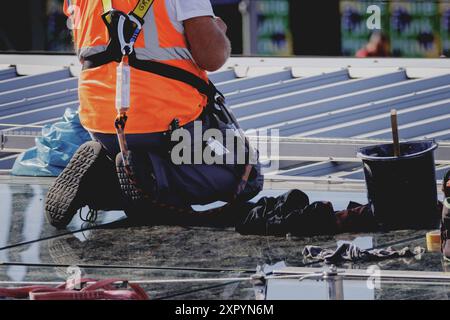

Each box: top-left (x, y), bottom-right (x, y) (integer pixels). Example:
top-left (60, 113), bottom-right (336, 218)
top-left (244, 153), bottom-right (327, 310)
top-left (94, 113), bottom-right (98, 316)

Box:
top-left (266, 278), bottom-right (374, 300)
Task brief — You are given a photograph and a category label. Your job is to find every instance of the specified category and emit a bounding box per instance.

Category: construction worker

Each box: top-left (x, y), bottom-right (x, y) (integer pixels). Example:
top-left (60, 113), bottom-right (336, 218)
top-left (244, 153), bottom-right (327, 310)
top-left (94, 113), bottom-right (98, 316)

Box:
top-left (45, 0), bottom-right (263, 229)
top-left (355, 31), bottom-right (390, 58)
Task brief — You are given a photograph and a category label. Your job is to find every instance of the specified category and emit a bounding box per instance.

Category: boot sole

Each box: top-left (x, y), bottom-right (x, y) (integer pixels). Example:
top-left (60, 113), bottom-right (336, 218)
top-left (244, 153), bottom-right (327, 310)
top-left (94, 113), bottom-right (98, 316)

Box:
top-left (45, 142), bottom-right (104, 229)
top-left (116, 153), bottom-right (150, 203)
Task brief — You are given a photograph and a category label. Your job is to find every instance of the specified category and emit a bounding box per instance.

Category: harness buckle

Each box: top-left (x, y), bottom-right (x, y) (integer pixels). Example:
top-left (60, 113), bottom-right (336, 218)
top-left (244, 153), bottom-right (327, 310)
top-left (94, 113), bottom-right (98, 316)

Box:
top-left (102, 9), bottom-right (143, 57)
top-left (166, 118), bottom-right (180, 155)
top-left (114, 113), bottom-right (128, 131)
top-left (117, 13), bottom-right (142, 56)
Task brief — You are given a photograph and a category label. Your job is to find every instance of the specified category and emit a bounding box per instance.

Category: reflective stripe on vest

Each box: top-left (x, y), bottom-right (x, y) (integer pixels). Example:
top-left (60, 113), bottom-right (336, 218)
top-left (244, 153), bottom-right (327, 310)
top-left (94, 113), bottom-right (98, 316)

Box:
top-left (136, 8), bottom-right (194, 61)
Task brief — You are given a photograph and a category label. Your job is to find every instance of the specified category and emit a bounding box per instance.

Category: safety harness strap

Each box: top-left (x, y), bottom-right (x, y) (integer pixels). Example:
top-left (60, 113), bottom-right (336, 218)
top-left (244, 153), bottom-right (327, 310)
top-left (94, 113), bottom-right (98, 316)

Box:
top-left (131, 57), bottom-right (217, 101)
top-left (83, 55), bottom-right (216, 101)
top-left (130, 0), bottom-right (154, 22)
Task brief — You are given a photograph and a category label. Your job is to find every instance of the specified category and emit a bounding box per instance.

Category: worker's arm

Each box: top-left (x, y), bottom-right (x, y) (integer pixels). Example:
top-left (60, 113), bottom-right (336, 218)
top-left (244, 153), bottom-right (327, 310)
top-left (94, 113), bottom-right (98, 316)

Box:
top-left (184, 16), bottom-right (231, 72)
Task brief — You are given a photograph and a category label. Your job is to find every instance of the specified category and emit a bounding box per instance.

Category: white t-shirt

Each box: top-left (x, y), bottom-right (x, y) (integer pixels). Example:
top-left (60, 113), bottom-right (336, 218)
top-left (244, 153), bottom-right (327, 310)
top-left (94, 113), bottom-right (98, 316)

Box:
top-left (165, 0), bottom-right (216, 33)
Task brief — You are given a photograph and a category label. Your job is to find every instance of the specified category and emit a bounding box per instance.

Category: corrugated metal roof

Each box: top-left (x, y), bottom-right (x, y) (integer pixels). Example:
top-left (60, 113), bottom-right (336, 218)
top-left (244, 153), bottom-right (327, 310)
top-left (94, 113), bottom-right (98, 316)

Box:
top-left (0, 56), bottom-right (449, 182)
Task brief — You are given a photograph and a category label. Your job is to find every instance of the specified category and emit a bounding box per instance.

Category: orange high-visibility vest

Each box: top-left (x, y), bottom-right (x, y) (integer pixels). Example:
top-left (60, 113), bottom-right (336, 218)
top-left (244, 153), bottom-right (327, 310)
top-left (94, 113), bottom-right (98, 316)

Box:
top-left (64, 0), bottom-right (209, 134)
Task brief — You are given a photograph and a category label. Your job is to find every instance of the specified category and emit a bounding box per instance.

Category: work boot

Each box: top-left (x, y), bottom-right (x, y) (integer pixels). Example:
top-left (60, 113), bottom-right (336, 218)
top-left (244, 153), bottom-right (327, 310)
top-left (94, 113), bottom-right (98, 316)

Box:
top-left (441, 170), bottom-right (450, 261)
top-left (115, 151), bottom-right (158, 219)
top-left (45, 141), bottom-right (124, 229)
top-left (288, 201), bottom-right (337, 236)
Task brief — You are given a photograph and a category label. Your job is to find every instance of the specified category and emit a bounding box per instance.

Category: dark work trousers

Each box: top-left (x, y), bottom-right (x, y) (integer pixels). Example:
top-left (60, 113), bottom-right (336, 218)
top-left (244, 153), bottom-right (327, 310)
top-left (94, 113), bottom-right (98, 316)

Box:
top-left (89, 118), bottom-right (242, 208)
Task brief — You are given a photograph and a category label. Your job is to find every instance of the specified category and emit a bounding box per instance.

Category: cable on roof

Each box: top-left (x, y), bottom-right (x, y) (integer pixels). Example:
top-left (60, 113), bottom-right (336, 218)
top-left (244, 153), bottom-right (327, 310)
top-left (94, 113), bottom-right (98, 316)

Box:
top-left (0, 261), bottom-right (257, 274)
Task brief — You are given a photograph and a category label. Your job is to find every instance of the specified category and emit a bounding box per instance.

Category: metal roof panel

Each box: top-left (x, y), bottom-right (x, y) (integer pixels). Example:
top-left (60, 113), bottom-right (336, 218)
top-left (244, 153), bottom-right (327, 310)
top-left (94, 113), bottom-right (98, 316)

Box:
top-left (233, 71), bottom-right (408, 120)
top-left (217, 70), bottom-right (294, 94)
top-left (310, 101), bottom-right (450, 139)
top-left (0, 78), bottom-right (77, 105)
top-left (281, 86), bottom-right (450, 138)
top-left (208, 69), bottom-right (236, 83)
top-left (253, 74), bottom-right (450, 135)
top-left (0, 90), bottom-right (78, 118)
top-left (226, 69), bottom-right (350, 106)
top-left (0, 69), bottom-right (72, 93)
top-left (0, 56), bottom-right (448, 180)
top-left (0, 67), bottom-right (17, 81)
top-left (369, 115), bottom-right (450, 140)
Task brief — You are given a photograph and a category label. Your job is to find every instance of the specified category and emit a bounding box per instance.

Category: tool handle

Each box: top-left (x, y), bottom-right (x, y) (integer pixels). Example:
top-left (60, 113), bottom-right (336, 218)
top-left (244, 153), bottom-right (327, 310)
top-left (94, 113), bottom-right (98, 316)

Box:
top-left (391, 109), bottom-right (401, 157)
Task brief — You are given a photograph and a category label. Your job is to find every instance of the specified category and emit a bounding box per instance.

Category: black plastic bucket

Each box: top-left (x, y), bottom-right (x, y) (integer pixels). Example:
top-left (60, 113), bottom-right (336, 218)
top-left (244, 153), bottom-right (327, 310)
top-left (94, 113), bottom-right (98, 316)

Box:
top-left (357, 140), bottom-right (439, 230)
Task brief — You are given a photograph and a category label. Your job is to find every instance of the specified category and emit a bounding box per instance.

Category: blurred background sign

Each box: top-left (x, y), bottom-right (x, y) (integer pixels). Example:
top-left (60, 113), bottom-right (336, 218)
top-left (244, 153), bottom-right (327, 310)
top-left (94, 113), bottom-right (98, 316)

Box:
top-left (340, 0), bottom-right (449, 58)
top-left (440, 1), bottom-right (450, 56)
top-left (240, 0), bottom-right (293, 55)
top-left (46, 0), bottom-right (73, 52)
top-left (341, 1), bottom-right (389, 56)
top-left (390, 1), bottom-right (440, 57)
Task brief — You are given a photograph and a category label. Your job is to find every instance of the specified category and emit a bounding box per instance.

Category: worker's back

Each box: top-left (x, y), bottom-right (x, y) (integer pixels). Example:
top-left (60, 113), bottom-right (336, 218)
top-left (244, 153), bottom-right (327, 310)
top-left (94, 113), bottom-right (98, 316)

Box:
top-left (64, 0), bottom-right (209, 134)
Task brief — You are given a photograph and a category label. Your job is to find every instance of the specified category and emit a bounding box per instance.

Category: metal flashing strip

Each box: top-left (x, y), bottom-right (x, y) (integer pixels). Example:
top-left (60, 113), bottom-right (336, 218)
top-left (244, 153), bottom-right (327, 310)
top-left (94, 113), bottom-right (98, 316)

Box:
top-left (265, 175), bottom-right (364, 186)
top-left (1, 134), bottom-right (40, 152)
top-left (222, 57), bottom-right (450, 71)
top-left (1, 55), bottom-right (449, 70)
top-left (0, 55), bottom-right (80, 67)
top-left (273, 267), bottom-right (450, 282)
top-left (252, 136), bottom-right (450, 165)
top-left (272, 161), bottom-right (360, 177)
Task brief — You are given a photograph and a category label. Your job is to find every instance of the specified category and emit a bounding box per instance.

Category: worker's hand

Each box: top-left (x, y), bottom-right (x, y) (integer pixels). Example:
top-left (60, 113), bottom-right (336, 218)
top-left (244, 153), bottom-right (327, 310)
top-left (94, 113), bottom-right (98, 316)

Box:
top-left (214, 17), bottom-right (227, 34)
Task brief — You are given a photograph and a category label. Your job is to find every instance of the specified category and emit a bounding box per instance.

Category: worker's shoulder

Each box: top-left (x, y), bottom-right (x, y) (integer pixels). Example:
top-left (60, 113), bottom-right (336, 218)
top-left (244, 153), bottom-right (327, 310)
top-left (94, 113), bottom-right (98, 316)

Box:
top-left (170, 0), bottom-right (214, 13)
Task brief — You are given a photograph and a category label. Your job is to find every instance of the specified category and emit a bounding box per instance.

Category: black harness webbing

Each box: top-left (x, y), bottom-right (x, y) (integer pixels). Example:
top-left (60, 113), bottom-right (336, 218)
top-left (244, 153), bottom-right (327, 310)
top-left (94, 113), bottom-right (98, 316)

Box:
top-left (83, 55), bottom-right (217, 103)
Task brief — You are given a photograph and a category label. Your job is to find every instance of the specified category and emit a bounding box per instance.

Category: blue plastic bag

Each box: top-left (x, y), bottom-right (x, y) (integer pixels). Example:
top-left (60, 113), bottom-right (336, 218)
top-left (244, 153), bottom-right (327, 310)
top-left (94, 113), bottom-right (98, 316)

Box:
top-left (11, 108), bottom-right (92, 177)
